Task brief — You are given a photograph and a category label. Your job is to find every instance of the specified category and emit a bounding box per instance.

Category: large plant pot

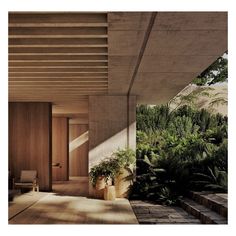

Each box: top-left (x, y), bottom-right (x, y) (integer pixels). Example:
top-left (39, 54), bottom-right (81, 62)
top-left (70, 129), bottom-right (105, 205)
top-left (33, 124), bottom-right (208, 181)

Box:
top-left (94, 176), bottom-right (106, 199)
top-left (95, 176), bottom-right (112, 199)
top-left (104, 185), bottom-right (116, 200)
top-left (115, 166), bottom-right (134, 198)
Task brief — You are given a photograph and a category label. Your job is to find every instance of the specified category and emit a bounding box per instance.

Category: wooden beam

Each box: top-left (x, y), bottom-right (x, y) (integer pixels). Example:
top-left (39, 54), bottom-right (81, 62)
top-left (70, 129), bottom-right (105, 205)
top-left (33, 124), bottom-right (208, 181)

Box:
top-left (9, 53), bottom-right (108, 56)
top-left (9, 38), bottom-right (107, 46)
top-left (8, 80), bottom-right (108, 86)
top-left (9, 84), bottom-right (108, 88)
top-left (9, 61), bottom-right (108, 67)
top-left (9, 66), bottom-right (108, 69)
top-left (9, 95), bottom-right (88, 100)
top-left (9, 44), bottom-right (107, 48)
top-left (9, 54), bottom-right (108, 61)
top-left (9, 68), bottom-right (108, 72)
top-left (9, 77), bottom-right (107, 81)
top-left (10, 88), bottom-right (107, 92)
top-left (9, 23), bottom-right (108, 27)
top-left (9, 35), bottom-right (108, 39)
top-left (9, 12), bottom-right (107, 23)
top-left (9, 27), bottom-right (107, 36)
top-left (9, 47), bottom-right (108, 54)
top-left (9, 72), bottom-right (108, 77)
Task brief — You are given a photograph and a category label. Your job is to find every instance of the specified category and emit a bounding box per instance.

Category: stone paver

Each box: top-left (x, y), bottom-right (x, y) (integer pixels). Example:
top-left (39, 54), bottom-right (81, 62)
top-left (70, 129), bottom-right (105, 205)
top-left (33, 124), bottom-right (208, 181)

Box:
top-left (130, 200), bottom-right (201, 224)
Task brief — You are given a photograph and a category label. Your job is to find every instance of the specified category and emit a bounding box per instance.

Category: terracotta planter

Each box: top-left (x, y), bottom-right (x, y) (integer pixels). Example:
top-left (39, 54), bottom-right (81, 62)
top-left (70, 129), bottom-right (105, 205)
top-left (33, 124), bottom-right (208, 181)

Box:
top-left (104, 185), bottom-right (116, 200)
top-left (115, 165), bottom-right (134, 198)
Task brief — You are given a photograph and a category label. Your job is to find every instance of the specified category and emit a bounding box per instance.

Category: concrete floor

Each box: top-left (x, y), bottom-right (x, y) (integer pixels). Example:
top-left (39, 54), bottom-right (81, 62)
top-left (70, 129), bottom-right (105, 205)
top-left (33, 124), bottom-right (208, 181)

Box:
top-left (8, 177), bottom-right (138, 224)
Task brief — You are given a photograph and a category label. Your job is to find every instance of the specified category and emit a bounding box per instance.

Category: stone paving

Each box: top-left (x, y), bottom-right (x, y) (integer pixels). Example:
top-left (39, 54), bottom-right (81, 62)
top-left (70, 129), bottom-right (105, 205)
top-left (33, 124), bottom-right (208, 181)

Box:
top-left (130, 200), bottom-right (201, 224)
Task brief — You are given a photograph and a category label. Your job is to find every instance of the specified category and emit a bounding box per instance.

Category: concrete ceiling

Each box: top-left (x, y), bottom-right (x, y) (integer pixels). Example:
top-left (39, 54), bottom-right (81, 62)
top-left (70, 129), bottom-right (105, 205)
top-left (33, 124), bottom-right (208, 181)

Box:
top-left (9, 12), bottom-right (227, 123)
top-left (108, 12), bottom-right (227, 103)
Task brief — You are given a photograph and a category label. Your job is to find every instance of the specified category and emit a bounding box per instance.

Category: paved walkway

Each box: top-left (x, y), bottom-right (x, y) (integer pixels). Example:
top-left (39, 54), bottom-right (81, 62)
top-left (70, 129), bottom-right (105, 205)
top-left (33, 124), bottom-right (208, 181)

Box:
top-left (130, 200), bottom-right (201, 224)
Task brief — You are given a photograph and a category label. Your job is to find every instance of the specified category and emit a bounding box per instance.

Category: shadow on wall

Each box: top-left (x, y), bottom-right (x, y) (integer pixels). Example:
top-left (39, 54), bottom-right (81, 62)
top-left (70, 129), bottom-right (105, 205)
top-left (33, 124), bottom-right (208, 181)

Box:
top-left (88, 124), bottom-right (135, 169)
top-left (88, 96), bottom-right (136, 170)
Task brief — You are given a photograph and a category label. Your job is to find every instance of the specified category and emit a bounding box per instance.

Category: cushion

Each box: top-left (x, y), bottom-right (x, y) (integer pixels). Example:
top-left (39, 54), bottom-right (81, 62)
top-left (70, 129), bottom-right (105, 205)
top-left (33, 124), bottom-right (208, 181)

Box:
top-left (20, 170), bottom-right (37, 183)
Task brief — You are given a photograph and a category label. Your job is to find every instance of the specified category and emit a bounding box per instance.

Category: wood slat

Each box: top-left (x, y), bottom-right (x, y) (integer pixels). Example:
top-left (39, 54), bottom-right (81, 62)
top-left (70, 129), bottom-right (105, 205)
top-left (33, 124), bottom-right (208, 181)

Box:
top-left (10, 92), bottom-right (106, 96)
top-left (9, 54), bottom-right (107, 61)
top-left (10, 89), bottom-right (108, 92)
top-left (9, 81), bottom-right (108, 85)
top-left (10, 93), bottom-right (106, 97)
top-left (9, 38), bottom-right (107, 46)
top-left (9, 45), bottom-right (107, 48)
top-left (9, 61), bottom-right (108, 67)
top-left (9, 53), bottom-right (108, 56)
top-left (9, 68), bottom-right (108, 72)
top-left (9, 35), bottom-right (107, 39)
top-left (9, 84), bottom-right (108, 87)
top-left (9, 23), bottom-right (108, 27)
top-left (9, 77), bottom-right (107, 81)
top-left (9, 12), bottom-right (107, 23)
top-left (9, 66), bottom-right (108, 69)
top-left (9, 47), bottom-right (107, 54)
top-left (10, 98), bottom-right (90, 102)
top-left (9, 95), bottom-right (89, 101)
top-left (9, 27), bottom-right (107, 36)
top-left (9, 72), bottom-right (108, 77)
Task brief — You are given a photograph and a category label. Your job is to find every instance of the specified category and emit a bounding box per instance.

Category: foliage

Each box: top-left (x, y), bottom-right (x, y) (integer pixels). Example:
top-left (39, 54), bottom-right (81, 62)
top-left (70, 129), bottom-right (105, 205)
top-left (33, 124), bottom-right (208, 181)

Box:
top-left (169, 86), bottom-right (214, 110)
top-left (89, 157), bottom-right (119, 187)
top-left (111, 148), bottom-right (136, 172)
top-left (169, 85), bottom-right (227, 112)
top-left (89, 148), bottom-right (136, 187)
top-left (131, 105), bottom-right (228, 205)
top-left (170, 52), bottom-right (228, 112)
top-left (192, 52), bottom-right (228, 86)
top-left (191, 166), bottom-right (227, 192)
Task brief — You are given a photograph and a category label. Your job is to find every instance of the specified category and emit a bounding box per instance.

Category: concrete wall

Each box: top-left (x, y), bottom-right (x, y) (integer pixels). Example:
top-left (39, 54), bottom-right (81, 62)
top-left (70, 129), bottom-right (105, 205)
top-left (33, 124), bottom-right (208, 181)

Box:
top-left (9, 102), bottom-right (52, 191)
top-left (52, 117), bottom-right (69, 181)
top-left (88, 95), bottom-right (136, 169)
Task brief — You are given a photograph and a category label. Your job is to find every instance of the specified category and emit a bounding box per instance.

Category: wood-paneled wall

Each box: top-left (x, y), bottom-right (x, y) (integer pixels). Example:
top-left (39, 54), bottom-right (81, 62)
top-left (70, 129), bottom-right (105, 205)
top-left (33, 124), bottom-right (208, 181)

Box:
top-left (9, 102), bottom-right (52, 191)
top-left (52, 117), bottom-right (69, 181)
top-left (69, 124), bottom-right (88, 176)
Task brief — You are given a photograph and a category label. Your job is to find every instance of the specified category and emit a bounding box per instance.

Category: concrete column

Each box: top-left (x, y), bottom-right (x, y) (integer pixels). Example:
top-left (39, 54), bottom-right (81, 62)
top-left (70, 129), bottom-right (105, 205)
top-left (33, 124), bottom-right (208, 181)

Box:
top-left (88, 96), bottom-right (136, 196)
top-left (128, 95), bottom-right (136, 150)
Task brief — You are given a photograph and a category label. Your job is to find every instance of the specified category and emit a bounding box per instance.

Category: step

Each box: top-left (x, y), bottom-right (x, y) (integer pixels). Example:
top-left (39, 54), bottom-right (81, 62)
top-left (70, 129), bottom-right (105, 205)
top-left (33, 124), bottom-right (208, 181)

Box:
top-left (180, 198), bottom-right (227, 224)
top-left (189, 191), bottom-right (227, 218)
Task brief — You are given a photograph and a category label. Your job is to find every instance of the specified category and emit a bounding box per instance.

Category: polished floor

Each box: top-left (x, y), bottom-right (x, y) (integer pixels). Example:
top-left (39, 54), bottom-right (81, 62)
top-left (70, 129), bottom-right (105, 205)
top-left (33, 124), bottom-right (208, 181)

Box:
top-left (9, 177), bottom-right (138, 224)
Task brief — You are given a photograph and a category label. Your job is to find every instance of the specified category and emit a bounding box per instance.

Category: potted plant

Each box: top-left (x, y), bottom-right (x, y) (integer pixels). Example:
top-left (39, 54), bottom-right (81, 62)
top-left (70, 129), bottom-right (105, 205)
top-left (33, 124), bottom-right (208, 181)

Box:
top-left (112, 148), bottom-right (136, 198)
top-left (89, 157), bottom-right (119, 199)
top-left (89, 148), bottom-right (136, 199)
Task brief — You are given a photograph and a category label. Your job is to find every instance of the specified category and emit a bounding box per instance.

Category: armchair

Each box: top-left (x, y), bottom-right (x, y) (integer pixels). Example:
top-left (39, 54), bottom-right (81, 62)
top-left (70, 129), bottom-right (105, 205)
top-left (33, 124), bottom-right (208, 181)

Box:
top-left (14, 170), bottom-right (39, 192)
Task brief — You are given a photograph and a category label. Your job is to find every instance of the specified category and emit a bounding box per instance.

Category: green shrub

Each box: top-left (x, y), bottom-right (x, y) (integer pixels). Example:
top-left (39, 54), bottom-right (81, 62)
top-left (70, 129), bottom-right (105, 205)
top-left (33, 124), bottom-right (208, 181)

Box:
top-left (131, 105), bottom-right (228, 205)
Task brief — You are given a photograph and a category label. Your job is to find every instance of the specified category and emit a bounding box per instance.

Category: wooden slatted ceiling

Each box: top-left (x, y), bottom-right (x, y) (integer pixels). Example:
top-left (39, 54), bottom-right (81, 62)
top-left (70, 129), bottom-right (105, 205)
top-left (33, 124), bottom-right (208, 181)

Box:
top-left (9, 12), bottom-right (108, 103)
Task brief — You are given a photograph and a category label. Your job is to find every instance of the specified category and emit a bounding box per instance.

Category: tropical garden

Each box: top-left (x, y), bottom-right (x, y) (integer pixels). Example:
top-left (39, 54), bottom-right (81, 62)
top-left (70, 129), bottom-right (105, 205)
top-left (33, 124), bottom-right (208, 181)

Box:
top-left (89, 52), bottom-right (228, 205)
top-left (130, 52), bottom-right (228, 205)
